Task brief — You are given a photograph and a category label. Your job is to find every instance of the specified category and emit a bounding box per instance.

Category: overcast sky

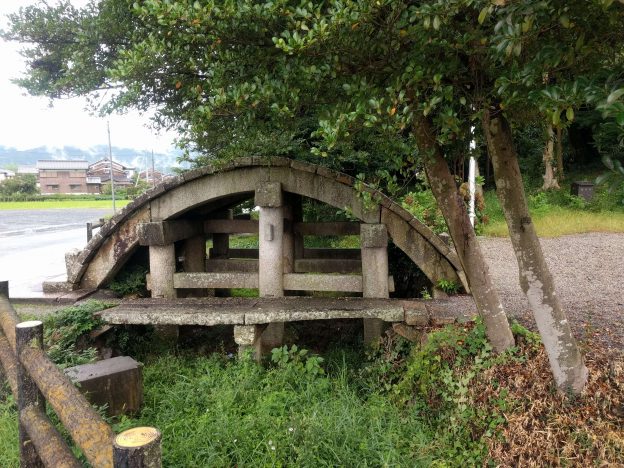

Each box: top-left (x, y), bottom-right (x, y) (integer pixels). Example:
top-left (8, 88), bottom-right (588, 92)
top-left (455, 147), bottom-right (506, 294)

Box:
top-left (0, 0), bottom-right (176, 153)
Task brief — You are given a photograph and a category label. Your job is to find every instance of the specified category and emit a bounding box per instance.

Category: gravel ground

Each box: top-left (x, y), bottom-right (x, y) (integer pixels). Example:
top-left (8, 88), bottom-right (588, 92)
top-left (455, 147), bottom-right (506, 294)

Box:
top-left (479, 233), bottom-right (624, 352)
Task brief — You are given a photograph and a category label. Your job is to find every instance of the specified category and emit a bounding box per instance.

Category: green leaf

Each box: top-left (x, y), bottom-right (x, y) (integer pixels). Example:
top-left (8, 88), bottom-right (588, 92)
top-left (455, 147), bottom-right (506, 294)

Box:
top-left (602, 155), bottom-right (615, 170)
top-left (559, 15), bottom-right (571, 28)
top-left (566, 107), bottom-right (574, 121)
top-left (433, 15), bottom-right (440, 31)
top-left (616, 112), bottom-right (624, 126)
top-left (552, 110), bottom-right (561, 125)
top-left (607, 88), bottom-right (624, 104)
top-left (478, 7), bottom-right (489, 25)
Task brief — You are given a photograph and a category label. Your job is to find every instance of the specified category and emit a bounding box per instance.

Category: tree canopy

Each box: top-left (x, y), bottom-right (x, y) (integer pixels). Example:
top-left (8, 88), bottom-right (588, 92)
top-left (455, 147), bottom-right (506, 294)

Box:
top-left (5, 1), bottom-right (623, 168)
top-left (5, 0), bottom-right (624, 393)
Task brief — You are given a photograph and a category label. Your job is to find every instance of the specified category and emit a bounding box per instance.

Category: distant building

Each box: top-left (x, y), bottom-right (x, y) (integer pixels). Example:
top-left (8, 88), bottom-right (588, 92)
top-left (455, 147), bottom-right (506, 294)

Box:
top-left (88, 159), bottom-right (135, 191)
top-left (0, 169), bottom-right (15, 181)
top-left (36, 160), bottom-right (95, 194)
top-left (17, 166), bottom-right (38, 175)
top-left (137, 168), bottom-right (170, 186)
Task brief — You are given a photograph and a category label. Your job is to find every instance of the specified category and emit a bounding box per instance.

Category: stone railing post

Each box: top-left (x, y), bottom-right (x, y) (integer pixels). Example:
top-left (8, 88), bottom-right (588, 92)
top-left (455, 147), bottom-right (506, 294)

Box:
top-left (180, 235), bottom-right (207, 298)
top-left (360, 224), bottom-right (390, 344)
top-left (149, 244), bottom-right (177, 299)
top-left (255, 182), bottom-right (285, 355)
top-left (149, 243), bottom-right (178, 342)
top-left (211, 209), bottom-right (233, 260)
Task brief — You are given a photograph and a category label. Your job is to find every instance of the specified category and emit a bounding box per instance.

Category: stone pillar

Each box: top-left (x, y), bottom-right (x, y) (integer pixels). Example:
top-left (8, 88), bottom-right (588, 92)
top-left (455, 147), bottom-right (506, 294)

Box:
top-left (255, 182), bottom-right (285, 354)
top-left (290, 195), bottom-right (305, 261)
top-left (256, 183), bottom-right (284, 297)
top-left (180, 235), bottom-right (207, 297)
top-left (360, 224), bottom-right (389, 345)
top-left (211, 209), bottom-right (232, 297)
top-left (211, 209), bottom-right (233, 259)
top-left (233, 325), bottom-right (262, 359)
top-left (149, 244), bottom-right (177, 299)
top-left (148, 244), bottom-right (178, 343)
top-left (283, 205), bottom-right (295, 274)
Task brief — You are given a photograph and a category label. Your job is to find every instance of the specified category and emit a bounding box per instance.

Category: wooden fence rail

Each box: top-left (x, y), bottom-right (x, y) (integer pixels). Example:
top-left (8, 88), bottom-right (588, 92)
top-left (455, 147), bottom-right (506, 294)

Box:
top-left (0, 282), bottom-right (161, 468)
top-left (87, 218), bottom-right (106, 242)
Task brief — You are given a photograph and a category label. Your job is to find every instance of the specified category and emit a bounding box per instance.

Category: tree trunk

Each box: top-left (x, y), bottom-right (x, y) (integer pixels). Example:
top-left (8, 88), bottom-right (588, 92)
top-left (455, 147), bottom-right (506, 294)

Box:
top-left (414, 116), bottom-right (514, 353)
top-left (542, 123), bottom-right (560, 190)
top-left (556, 126), bottom-right (565, 182)
top-left (482, 109), bottom-right (587, 395)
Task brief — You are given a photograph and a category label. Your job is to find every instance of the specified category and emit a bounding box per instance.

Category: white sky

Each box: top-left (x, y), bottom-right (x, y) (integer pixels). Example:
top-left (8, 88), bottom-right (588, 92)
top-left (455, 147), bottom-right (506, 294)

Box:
top-left (0, 0), bottom-right (177, 153)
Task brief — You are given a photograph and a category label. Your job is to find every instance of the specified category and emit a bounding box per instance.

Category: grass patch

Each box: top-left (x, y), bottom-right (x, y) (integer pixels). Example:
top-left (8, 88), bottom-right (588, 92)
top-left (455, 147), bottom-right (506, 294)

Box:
top-left (0, 199), bottom-right (130, 210)
top-left (481, 189), bottom-right (624, 237)
top-left (482, 207), bottom-right (624, 237)
top-left (0, 303), bottom-right (621, 466)
top-left (0, 393), bottom-right (18, 468)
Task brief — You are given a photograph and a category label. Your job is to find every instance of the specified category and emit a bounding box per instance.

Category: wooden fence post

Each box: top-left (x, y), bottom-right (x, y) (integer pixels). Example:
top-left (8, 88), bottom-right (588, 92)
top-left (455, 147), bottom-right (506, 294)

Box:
top-left (16, 320), bottom-right (44, 468)
top-left (113, 427), bottom-right (162, 468)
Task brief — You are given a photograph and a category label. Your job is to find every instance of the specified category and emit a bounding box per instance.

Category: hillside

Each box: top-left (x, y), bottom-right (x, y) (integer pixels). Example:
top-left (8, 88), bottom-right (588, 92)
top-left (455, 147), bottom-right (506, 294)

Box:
top-left (0, 145), bottom-right (186, 173)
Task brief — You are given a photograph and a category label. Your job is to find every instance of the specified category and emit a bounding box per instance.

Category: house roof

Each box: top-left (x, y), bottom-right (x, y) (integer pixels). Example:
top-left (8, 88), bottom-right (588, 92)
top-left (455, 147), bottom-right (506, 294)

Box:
top-left (89, 159), bottom-right (135, 171)
top-left (17, 166), bottom-right (38, 174)
top-left (37, 160), bottom-right (90, 170)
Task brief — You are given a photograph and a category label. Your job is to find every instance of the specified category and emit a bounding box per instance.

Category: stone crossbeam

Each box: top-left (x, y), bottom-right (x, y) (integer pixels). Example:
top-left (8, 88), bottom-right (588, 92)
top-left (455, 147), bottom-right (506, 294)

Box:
top-left (173, 272), bottom-right (259, 289)
top-left (138, 220), bottom-right (203, 246)
top-left (98, 296), bottom-right (477, 327)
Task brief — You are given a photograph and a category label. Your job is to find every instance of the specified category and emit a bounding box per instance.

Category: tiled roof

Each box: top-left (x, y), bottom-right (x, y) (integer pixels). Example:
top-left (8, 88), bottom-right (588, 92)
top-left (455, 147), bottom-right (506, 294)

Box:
top-left (36, 160), bottom-right (90, 170)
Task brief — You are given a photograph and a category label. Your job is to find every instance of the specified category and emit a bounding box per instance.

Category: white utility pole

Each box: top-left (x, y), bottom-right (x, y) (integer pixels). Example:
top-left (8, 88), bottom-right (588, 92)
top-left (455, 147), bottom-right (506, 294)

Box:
top-left (107, 120), bottom-right (116, 214)
top-left (151, 150), bottom-right (156, 188)
top-left (468, 127), bottom-right (477, 227)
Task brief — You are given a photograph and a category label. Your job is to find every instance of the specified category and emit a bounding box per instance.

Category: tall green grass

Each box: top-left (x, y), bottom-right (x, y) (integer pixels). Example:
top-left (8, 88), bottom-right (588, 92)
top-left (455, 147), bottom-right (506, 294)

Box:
top-left (481, 188), bottom-right (624, 237)
top-left (0, 302), bottom-right (528, 467)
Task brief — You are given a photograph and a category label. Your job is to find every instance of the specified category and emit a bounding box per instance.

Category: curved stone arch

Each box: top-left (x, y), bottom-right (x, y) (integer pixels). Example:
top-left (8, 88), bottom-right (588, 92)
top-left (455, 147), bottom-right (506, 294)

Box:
top-left (66, 157), bottom-right (465, 292)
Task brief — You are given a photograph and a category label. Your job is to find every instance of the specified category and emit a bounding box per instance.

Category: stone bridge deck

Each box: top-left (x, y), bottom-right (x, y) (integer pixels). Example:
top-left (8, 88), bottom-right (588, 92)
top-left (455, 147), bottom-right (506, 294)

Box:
top-left (100, 296), bottom-right (477, 355)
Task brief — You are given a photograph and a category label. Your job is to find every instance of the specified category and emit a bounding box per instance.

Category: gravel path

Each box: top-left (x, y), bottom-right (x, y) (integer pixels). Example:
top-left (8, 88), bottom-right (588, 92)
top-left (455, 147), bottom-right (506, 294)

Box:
top-left (479, 233), bottom-right (624, 352)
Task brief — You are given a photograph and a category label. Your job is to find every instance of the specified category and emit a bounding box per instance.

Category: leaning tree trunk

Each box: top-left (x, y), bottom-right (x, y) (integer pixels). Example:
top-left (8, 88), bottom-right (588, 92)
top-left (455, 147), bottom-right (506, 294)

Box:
top-left (482, 109), bottom-right (588, 395)
top-left (555, 126), bottom-right (565, 182)
top-left (542, 123), bottom-right (560, 191)
top-left (414, 116), bottom-right (514, 353)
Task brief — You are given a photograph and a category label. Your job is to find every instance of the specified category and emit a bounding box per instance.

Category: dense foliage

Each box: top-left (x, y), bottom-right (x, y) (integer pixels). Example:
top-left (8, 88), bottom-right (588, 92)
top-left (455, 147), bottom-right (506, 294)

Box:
top-left (0, 174), bottom-right (38, 197)
top-left (2, 304), bottom-right (621, 466)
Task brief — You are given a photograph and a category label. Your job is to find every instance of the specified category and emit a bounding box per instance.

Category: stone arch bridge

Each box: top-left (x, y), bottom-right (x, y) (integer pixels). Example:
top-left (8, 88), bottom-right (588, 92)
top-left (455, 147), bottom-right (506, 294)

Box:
top-left (60, 157), bottom-right (472, 353)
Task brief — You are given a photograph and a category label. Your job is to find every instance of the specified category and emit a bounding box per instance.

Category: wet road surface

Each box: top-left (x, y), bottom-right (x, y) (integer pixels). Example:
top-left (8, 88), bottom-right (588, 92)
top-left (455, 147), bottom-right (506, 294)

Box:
top-left (0, 209), bottom-right (111, 297)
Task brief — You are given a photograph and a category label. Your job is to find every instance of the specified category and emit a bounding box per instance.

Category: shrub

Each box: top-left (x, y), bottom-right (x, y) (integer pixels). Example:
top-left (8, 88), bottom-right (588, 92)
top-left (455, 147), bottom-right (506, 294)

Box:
top-left (109, 264), bottom-right (148, 297)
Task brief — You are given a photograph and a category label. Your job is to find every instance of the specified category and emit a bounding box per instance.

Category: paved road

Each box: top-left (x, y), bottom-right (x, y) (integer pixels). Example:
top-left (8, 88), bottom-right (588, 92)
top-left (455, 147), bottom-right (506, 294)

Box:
top-left (0, 208), bottom-right (109, 236)
top-left (0, 209), bottom-right (111, 297)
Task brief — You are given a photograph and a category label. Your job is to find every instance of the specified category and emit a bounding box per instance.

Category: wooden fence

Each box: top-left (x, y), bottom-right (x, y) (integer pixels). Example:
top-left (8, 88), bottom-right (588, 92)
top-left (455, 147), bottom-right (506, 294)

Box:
top-left (0, 282), bottom-right (161, 467)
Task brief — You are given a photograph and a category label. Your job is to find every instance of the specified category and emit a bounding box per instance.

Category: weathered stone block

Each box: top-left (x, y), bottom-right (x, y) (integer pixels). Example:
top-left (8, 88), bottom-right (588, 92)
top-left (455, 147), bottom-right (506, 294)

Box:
top-left (290, 159), bottom-right (317, 173)
top-left (360, 224), bottom-right (388, 248)
top-left (403, 301), bottom-right (430, 326)
top-left (392, 323), bottom-right (424, 342)
top-left (64, 356), bottom-right (143, 417)
top-left (363, 318), bottom-right (385, 345)
top-left (255, 182), bottom-right (283, 207)
top-left (137, 220), bottom-right (202, 246)
top-left (42, 281), bottom-right (78, 294)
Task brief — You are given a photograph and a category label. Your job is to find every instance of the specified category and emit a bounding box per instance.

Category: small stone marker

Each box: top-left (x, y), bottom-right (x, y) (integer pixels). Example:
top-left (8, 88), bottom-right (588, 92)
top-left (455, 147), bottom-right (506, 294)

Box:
top-left (64, 356), bottom-right (143, 417)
